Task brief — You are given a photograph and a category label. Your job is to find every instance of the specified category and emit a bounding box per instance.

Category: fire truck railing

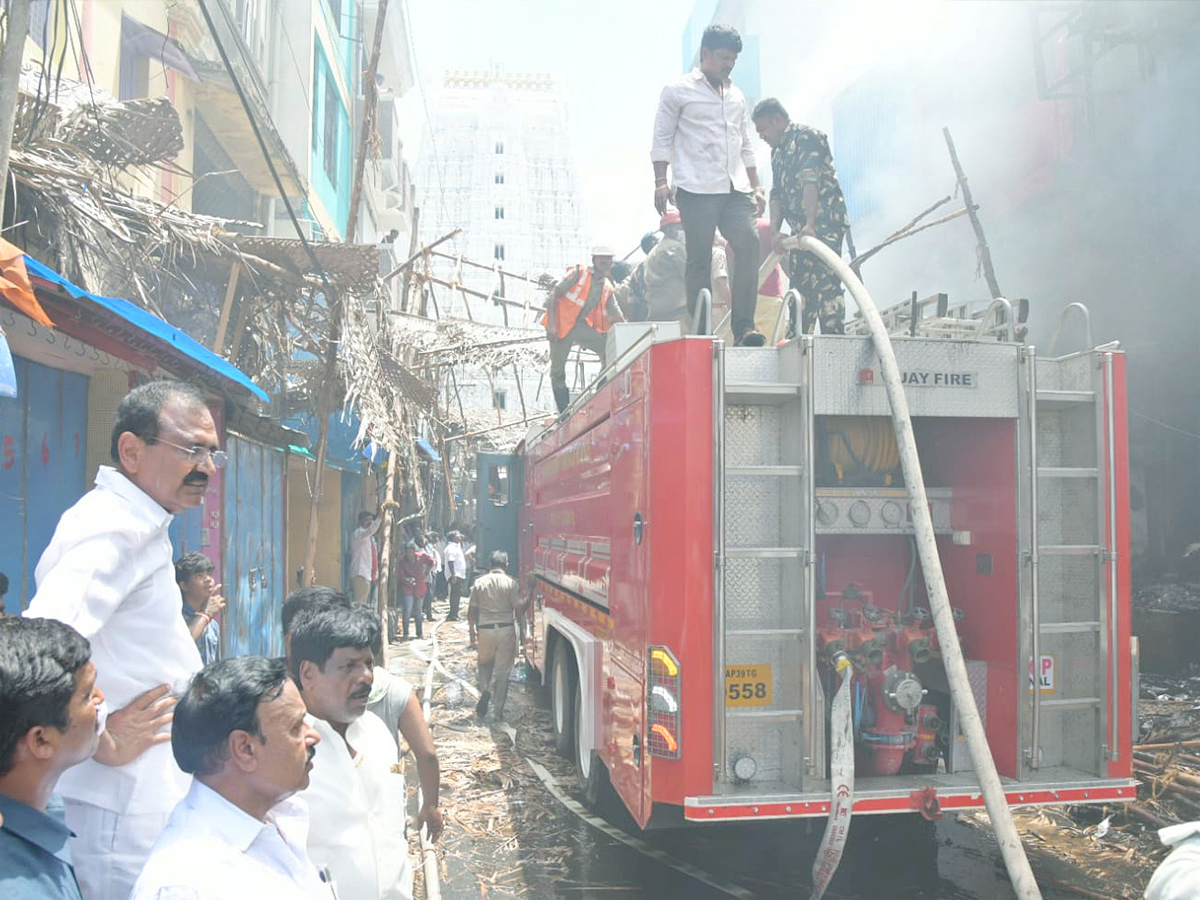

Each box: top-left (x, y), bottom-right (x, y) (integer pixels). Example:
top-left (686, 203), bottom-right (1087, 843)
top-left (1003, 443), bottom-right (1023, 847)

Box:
top-left (713, 338), bottom-right (727, 783)
top-left (693, 288), bottom-right (713, 336)
top-left (1024, 346), bottom-right (1042, 768)
top-left (1104, 352), bottom-right (1120, 762)
top-left (1047, 302), bottom-right (1093, 357)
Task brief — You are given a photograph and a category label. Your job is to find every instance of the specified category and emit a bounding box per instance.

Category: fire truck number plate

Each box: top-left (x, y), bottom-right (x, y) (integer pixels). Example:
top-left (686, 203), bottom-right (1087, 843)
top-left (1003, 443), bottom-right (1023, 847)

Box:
top-left (725, 664), bottom-right (773, 707)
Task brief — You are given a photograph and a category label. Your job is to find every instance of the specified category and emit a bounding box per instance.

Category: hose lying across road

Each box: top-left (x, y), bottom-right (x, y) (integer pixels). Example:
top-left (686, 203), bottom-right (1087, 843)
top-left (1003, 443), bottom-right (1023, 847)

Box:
top-left (407, 624), bottom-right (754, 900)
top-left (791, 234), bottom-right (1043, 900)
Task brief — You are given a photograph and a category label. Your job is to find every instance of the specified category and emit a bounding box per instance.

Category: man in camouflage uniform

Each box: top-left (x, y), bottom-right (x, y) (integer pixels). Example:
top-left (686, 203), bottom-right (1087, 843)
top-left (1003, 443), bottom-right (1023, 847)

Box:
top-left (753, 97), bottom-right (850, 335)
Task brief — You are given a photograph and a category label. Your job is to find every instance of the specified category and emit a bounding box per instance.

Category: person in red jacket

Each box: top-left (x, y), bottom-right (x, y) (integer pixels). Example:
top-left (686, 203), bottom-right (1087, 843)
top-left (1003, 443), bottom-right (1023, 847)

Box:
top-left (397, 542), bottom-right (435, 640)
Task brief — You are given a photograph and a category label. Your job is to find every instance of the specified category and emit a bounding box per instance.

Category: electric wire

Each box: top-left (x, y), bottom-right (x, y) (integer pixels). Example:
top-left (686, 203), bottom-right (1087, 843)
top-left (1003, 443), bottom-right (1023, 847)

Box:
top-left (195, 0), bottom-right (339, 303)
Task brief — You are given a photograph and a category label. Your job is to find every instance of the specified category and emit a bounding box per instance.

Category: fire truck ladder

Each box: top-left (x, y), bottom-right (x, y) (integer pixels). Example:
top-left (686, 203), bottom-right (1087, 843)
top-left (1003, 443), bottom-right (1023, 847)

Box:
top-left (1021, 302), bottom-right (1122, 775)
top-left (846, 292), bottom-right (1029, 342)
top-left (714, 340), bottom-right (816, 792)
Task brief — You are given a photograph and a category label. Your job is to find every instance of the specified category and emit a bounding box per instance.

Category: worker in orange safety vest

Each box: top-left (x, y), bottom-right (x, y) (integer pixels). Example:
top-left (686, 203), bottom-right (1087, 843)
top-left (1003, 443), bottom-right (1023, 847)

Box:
top-left (542, 244), bottom-right (626, 413)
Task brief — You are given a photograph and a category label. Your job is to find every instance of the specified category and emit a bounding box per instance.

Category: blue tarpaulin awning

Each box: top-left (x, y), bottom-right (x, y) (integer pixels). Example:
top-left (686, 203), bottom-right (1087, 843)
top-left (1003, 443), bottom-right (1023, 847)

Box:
top-left (23, 255), bottom-right (269, 403)
top-left (416, 438), bottom-right (441, 462)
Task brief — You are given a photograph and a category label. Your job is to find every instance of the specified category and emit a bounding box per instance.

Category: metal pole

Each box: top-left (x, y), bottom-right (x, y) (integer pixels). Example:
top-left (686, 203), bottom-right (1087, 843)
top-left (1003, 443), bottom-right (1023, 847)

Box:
top-left (0, 0), bottom-right (32, 228)
top-left (1026, 346), bottom-right (1042, 768)
top-left (712, 340), bottom-right (727, 784)
top-left (1104, 354), bottom-right (1120, 761)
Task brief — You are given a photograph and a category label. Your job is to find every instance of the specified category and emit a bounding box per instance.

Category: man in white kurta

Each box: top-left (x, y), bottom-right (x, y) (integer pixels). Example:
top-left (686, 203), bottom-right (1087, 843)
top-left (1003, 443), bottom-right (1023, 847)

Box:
top-left (291, 604), bottom-right (413, 900)
top-left (131, 657), bottom-right (330, 900)
top-left (25, 381), bottom-right (220, 900)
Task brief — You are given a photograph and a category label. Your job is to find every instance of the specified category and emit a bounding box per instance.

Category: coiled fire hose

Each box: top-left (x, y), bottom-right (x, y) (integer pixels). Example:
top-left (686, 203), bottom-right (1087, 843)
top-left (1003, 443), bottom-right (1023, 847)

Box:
top-left (787, 235), bottom-right (1042, 900)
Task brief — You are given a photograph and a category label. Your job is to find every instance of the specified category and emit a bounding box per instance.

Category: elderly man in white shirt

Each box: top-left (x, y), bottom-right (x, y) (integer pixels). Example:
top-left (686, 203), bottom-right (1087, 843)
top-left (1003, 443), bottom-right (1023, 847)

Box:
top-left (443, 532), bottom-right (468, 622)
top-left (651, 23), bottom-right (765, 346)
top-left (131, 656), bottom-right (330, 900)
top-left (25, 380), bottom-right (220, 900)
top-left (292, 604), bottom-right (416, 900)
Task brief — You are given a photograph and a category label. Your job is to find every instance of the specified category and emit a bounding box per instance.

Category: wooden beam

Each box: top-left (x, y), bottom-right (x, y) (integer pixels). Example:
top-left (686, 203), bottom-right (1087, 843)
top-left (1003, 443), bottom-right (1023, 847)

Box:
top-left (212, 260), bottom-right (242, 353)
top-left (943, 127), bottom-right (1003, 299)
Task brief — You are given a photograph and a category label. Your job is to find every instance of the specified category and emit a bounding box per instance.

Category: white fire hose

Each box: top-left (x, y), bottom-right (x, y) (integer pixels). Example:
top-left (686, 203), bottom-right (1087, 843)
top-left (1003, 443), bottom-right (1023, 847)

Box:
top-left (786, 235), bottom-right (1042, 900)
top-left (809, 654), bottom-right (855, 900)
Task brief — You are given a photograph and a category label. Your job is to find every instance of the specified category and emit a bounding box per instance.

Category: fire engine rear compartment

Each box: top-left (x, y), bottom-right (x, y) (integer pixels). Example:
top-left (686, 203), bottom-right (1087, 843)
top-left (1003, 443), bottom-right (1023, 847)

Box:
top-left (702, 335), bottom-right (1134, 819)
top-left (520, 332), bottom-right (1134, 827)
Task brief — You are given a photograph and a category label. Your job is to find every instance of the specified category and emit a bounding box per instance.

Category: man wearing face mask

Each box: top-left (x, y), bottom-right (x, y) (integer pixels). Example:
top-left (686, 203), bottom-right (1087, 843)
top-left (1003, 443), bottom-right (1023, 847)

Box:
top-left (293, 604), bottom-right (415, 900)
top-left (131, 657), bottom-right (329, 899)
top-left (24, 380), bottom-right (220, 900)
top-left (0, 617), bottom-right (106, 900)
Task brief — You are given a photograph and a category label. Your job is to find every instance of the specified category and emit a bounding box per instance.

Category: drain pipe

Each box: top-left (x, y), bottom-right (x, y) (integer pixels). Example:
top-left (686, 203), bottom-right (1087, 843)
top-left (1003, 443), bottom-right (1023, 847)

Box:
top-left (792, 236), bottom-right (1042, 900)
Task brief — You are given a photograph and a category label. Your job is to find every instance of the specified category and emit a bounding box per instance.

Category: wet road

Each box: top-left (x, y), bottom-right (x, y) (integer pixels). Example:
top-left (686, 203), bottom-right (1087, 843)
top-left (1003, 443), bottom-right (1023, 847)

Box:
top-left (393, 619), bottom-right (1096, 900)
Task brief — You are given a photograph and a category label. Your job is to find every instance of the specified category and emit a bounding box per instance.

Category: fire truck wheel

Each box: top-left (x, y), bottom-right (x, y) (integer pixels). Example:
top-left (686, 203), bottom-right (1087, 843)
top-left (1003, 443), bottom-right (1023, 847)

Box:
top-left (574, 676), bottom-right (613, 810)
top-left (551, 645), bottom-right (576, 758)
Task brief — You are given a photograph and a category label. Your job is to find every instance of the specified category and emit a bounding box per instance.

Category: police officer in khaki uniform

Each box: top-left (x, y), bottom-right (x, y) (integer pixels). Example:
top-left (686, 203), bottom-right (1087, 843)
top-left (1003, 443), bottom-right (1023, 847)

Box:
top-left (467, 552), bottom-right (527, 722)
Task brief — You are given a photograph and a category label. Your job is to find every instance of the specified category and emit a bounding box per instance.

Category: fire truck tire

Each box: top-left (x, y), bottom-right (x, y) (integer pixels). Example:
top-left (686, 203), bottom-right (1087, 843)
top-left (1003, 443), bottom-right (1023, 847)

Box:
top-left (551, 645), bottom-right (576, 758)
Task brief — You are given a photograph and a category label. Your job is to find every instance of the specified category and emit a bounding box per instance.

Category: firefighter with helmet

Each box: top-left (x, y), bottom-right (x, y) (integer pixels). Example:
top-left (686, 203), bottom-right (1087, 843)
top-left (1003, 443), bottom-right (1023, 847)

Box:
top-left (543, 244), bottom-right (627, 413)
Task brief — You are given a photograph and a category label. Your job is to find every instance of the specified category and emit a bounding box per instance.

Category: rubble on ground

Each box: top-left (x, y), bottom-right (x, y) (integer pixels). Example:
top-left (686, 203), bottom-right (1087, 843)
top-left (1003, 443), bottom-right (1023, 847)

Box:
top-left (1132, 579), bottom-right (1200, 613)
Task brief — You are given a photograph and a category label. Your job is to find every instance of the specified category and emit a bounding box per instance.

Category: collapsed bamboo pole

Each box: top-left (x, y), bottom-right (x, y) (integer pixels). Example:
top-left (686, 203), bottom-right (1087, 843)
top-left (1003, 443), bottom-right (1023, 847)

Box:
top-left (943, 126), bottom-right (1003, 298)
top-left (302, 0), bottom-right (389, 583)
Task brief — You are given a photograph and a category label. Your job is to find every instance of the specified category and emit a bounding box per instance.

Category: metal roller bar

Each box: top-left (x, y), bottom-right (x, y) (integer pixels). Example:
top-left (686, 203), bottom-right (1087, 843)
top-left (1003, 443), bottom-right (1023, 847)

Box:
top-left (1026, 347), bottom-right (1042, 771)
top-left (1104, 353), bottom-right (1120, 762)
top-left (713, 340), bottom-right (727, 785)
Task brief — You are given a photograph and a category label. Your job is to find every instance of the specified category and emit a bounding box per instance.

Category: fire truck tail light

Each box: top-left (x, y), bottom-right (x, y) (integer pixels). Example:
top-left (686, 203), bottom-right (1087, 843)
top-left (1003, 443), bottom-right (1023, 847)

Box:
top-left (650, 684), bottom-right (679, 713)
top-left (650, 648), bottom-right (679, 677)
top-left (647, 645), bottom-right (681, 759)
top-left (650, 723), bottom-right (678, 753)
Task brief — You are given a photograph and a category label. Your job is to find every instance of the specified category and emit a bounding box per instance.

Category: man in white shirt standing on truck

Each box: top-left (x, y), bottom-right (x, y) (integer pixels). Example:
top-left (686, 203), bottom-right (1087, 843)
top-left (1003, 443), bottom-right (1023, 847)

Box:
top-left (651, 23), bottom-right (766, 346)
top-left (25, 380), bottom-right (220, 900)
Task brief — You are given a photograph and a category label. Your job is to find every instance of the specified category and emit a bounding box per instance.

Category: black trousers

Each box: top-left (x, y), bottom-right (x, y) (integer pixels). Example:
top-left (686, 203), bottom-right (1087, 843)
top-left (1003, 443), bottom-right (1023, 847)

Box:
top-left (448, 576), bottom-right (464, 620)
top-left (676, 187), bottom-right (760, 338)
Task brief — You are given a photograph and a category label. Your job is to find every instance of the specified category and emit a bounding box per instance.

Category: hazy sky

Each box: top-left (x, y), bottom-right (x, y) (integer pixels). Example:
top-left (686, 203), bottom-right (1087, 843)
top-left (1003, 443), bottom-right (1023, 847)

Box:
top-left (398, 0), bottom-right (697, 257)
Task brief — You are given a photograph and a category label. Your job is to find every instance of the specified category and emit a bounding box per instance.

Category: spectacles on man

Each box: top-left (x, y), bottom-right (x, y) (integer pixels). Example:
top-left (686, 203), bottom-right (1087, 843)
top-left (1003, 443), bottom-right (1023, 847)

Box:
top-left (150, 437), bottom-right (228, 469)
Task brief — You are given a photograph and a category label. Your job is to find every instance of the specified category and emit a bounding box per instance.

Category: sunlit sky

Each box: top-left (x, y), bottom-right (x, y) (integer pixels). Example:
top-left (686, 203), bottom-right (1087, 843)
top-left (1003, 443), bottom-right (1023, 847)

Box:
top-left (398, 0), bottom-right (696, 255)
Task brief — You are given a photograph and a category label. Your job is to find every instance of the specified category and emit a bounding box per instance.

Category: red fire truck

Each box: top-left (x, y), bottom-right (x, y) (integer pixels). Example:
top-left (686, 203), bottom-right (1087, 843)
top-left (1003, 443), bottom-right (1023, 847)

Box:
top-left (483, 305), bottom-right (1136, 830)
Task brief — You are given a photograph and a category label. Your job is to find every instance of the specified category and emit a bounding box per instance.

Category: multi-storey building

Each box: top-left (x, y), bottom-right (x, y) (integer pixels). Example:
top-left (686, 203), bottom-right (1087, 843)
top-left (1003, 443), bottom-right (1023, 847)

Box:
top-left (414, 67), bottom-right (589, 411)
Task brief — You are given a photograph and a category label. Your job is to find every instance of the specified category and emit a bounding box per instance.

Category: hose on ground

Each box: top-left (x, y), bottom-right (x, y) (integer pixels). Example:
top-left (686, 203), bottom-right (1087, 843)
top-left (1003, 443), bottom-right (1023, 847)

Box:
top-left (791, 234), bottom-right (1043, 900)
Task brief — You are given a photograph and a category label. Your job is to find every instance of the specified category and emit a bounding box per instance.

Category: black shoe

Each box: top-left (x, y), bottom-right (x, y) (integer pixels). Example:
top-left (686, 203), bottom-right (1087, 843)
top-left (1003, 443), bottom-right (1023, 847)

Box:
top-left (736, 330), bottom-right (767, 347)
top-left (476, 692), bottom-right (490, 719)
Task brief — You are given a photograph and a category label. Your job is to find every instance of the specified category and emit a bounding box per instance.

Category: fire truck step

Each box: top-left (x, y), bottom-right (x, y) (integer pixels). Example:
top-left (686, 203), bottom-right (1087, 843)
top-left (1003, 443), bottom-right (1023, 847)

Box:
top-left (724, 547), bottom-right (804, 558)
top-left (725, 465), bottom-right (804, 477)
top-left (1038, 621), bottom-right (1101, 634)
top-left (726, 708), bottom-right (804, 720)
top-left (727, 628), bottom-right (806, 637)
top-left (1039, 697), bottom-right (1102, 709)
top-left (724, 383), bottom-right (803, 405)
top-left (1037, 466), bottom-right (1099, 478)
top-left (1037, 544), bottom-right (1103, 556)
top-left (1034, 389), bottom-right (1095, 407)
